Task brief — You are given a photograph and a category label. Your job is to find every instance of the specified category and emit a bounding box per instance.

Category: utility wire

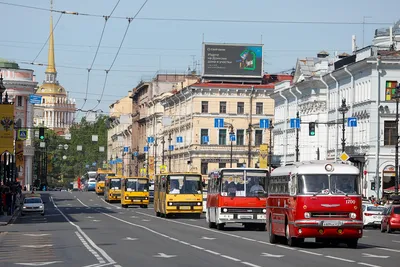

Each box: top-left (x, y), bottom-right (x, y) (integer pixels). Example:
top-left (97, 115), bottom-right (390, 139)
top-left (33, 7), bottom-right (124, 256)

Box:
top-left (0, 1), bottom-right (393, 25)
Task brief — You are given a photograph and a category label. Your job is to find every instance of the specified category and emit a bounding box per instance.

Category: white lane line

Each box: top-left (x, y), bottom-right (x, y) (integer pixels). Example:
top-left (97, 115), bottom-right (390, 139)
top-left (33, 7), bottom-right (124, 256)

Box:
top-left (190, 245), bottom-right (204, 250)
top-left (357, 263), bottom-right (381, 267)
top-left (50, 197), bottom-right (116, 265)
top-left (205, 250), bottom-right (220, 255)
top-left (298, 250), bottom-right (323, 256)
top-left (220, 255), bottom-right (241, 262)
top-left (276, 245), bottom-right (296, 250)
top-left (76, 231), bottom-right (105, 264)
top-left (325, 256), bottom-right (355, 263)
top-left (257, 240), bottom-right (274, 246)
top-left (20, 244), bottom-right (52, 248)
top-left (377, 247), bottom-right (400, 253)
top-left (242, 262), bottom-right (262, 267)
top-left (393, 240), bottom-right (400, 243)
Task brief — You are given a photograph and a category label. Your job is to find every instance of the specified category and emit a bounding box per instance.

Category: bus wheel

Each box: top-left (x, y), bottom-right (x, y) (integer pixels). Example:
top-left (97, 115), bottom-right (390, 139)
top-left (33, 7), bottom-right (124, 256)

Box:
top-left (216, 223), bottom-right (225, 230)
top-left (208, 221), bottom-right (216, 228)
top-left (268, 219), bottom-right (277, 244)
top-left (121, 204), bottom-right (126, 208)
top-left (285, 223), bottom-right (297, 247)
top-left (347, 238), bottom-right (358, 249)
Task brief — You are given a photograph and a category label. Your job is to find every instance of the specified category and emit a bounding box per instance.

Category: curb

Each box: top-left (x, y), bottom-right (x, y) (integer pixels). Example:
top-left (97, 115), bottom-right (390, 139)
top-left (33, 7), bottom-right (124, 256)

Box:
top-left (0, 208), bottom-right (20, 226)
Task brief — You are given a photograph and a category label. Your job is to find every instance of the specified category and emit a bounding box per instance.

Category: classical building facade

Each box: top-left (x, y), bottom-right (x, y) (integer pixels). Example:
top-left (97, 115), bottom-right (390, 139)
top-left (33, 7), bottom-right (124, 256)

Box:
top-left (33, 12), bottom-right (75, 134)
top-left (0, 59), bottom-right (38, 189)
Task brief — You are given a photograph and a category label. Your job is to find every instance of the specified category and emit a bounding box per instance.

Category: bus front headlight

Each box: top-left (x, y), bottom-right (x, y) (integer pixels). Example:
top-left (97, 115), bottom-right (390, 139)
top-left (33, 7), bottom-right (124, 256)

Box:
top-left (223, 208), bottom-right (228, 213)
top-left (304, 212), bottom-right (311, 218)
top-left (262, 209), bottom-right (267, 213)
top-left (168, 202), bottom-right (173, 206)
top-left (197, 202), bottom-right (201, 206)
top-left (349, 212), bottom-right (357, 219)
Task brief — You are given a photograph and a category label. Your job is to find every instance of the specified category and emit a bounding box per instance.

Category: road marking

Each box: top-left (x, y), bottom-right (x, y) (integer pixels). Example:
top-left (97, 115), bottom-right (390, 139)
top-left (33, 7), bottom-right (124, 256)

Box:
top-left (393, 240), bottom-right (400, 243)
top-left (190, 244), bottom-right (204, 250)
top-left (257, 240), bottom-right (274, 246)
top-left (221, 255), bottom-right (241, 261)
top-left (76, 231), bottom-right (105, 264)
top-left (92, 220), bottom-right (101, 222)
top-left (242, 262), bottom-right (262, 267)
top-left (298, 250), bottom-right (322, 256)
top-left (86, 216), bottom-right (94, 219)
top-left (205, 249), bottom-right (220, 255)
top-left (153, 253), bottom-right (176, 258)
top-left (260, 252), bottom-right (284, 258)
top-left (106, 207), bottom-right (112, 210)
top-left (362, 253), bottom-right (390, 258)
top-left (122, 237), bottom-right (138, 241)
top-left (50, 197), bottom-right (116, 265)
top-left (201, 236), bottom-right (216, 240)
top-left (276, 245), bottom-right (296, 250)
top-left (377, 247), bottom-right (400, 253)
top-left (15, 261), bottom-right (62, 266)
top-left (23, 234), bottom-right (50, 237)
top-left (142, 219), bottom-right (150, 222)
top-left (325, 256), bottom-right (355, 263)
top-left (20, 244), bottom-right (53, 248)
top-left (357, 263), bottom-right (382, 267)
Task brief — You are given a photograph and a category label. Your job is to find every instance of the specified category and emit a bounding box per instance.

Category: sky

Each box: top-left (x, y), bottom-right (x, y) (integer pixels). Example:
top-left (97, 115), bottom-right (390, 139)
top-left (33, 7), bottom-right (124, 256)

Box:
top-left (1, 0), bottom-right (400, 116)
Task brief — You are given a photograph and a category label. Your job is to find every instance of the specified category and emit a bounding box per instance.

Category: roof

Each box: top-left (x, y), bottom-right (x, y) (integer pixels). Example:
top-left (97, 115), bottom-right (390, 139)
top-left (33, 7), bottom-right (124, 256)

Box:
top-left (271, 162), bottom-right (359, 176)
top-left (0, 58), bottom-right (19, 69)
top-left (37, 83), bottom-right (66, 95)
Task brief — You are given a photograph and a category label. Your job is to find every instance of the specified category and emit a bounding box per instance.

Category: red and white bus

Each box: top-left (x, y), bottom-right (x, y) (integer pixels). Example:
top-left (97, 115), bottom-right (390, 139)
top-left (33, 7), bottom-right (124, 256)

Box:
top-left (206, 168), bottom-right (268, 230)
top-left (267, 161), bottom-right (363, 248)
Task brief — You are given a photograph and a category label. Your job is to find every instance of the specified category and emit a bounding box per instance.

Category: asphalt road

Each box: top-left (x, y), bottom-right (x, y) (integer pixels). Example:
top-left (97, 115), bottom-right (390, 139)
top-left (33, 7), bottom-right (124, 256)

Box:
top-left (1, 191), bottom-right (399, 267)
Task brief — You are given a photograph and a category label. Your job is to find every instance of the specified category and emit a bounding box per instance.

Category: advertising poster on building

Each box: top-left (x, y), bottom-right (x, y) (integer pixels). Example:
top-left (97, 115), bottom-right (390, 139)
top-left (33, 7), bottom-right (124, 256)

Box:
top-left (203, 43), bottom-right (263, 78)
top-left (0, 104), bottom-right (15, 155)
top-left (16, 140), bottom-right (24, 181)
top-left (258, 144), bottom-right (268, 169)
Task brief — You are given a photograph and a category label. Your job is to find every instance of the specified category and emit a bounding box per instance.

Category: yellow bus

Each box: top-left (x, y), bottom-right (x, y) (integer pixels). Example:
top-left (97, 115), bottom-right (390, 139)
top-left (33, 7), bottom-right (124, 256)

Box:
top-left (95, 169), bottom-right (115, 195)
top-left (154, 173), bottom-right (203, 218)
top-left (121, 177), bottom-right (150, 208)
top-left (104, 176), bottom-right (122, 202)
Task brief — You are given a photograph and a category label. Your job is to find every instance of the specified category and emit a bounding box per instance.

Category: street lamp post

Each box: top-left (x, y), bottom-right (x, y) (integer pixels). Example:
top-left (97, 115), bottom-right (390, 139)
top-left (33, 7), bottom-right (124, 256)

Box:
top-left (268, 120), bottom-right (274, 175)
top-left (168, 132), bottom-right (172, 172)
top-left (338, 98), bottom-right (349, 153)
top-left (154, 137), bottom-right (158, 175)
top-left (295, 111), bottom-right (300, 162)
top-left (146, 142), bottom-right (149, 179)
top-left (229, 125), bottom-right (235, 168)
top-left (161, 136), bottom-right (165, 166)
top-left (393, 85), bottom-right (400, 195)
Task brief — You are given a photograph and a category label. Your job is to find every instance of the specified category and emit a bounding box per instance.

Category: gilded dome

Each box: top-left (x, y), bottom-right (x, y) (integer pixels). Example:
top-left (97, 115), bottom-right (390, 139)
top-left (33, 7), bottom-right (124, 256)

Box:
top-left (37, 83), bottom-right (66, 95)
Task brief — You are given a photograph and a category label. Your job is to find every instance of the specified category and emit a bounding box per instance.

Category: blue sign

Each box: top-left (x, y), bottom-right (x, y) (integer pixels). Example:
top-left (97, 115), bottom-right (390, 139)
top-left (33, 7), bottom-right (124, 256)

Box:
top-left (144, 146), bottom-right (149, 153)
top-left (229, 134), bottom-right (236, 142)
top-left (147, 137), bottom-right (154, 143)
top-left (168, 145), bottom-right (174, 151)
top-left (29, 94), bottom-right (42, 105)
top-left (18, 129), bottom-right (28, 140)
top-left (85, 165), bottom-right (90, 169)
top-left (290, 118), bottom-right (300, 129)
top-left (214, 118), bottom-right (224, 128)
top-left (92, 162), bottom-right (97, 166)
top-left (116, 158), bottom-right (123, 163)
top-left (202, 136), bottom-right (209, 143)
top-left (348, 117), bottom-right (357, 127)
top-left (111, 160), bottom-right (116, 165)
top-left (123, 146), bottom-right (129, 153)
top-left (133, 151), bottom-right (138, 157)
top-left (260, 119), bottom-right (270, 129)
top-left (176, 136), bottom-right (183, 143)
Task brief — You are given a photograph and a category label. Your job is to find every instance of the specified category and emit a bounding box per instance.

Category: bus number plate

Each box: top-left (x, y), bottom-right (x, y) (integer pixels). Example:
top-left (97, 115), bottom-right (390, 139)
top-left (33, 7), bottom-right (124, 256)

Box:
top-left (179, 206), bottom-right (191, 210)
top-left (322, 220), bottom-right (342, 227)
top-left (239, 215), bottom-right (253, 219)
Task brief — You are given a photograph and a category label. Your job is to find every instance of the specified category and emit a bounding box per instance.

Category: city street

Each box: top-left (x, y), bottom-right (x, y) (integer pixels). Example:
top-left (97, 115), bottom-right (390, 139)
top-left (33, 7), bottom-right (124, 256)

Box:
top-left (0, 191), bottom-right (399, 267)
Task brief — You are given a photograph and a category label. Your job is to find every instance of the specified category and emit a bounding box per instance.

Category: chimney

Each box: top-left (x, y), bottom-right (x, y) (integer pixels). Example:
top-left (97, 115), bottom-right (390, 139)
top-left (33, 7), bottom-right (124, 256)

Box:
top-left (338, 52), bottom-right (350, 59)
top-left (317, 50), bottom-right (329, 58)
top-left (390, 26), bottom-right (393, 43)
top-left (352, 35), bottom-right (357, 53)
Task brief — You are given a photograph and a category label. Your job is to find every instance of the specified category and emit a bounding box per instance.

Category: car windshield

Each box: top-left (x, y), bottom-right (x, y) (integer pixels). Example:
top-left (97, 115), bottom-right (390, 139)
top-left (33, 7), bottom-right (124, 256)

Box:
top-left (221, 170), bottom-right (267, 197)
top-left (366, 206), bottom-right (384, 212)
top-left (298, 174), bottom-right (359, 195)
top-left (169, 175), bottom-right (202, 194)
top-left (393, 207), bottom-right (400, 214)
top-left (109, 179), bottom-right (121, 189)
top-left (24, 198), bottom-right (42, 204)
top-left (88, 173), bottom-right (97, 179)
top-left (125, 179), bottom-right (149, 192)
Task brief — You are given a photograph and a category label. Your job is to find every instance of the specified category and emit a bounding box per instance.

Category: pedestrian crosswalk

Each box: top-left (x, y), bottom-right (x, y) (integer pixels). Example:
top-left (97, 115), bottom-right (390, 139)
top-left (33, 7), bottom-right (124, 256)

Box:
top-left (0, 231), bottom-right (58, 265)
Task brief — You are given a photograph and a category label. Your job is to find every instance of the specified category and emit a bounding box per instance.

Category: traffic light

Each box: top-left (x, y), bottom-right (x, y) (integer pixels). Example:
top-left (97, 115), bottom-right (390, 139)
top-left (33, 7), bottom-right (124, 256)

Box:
top-left (308, 122), bottom-right (316, 136)
top-left (39, 127), bottom-right (45, 140)
top-left (371, 182), bottom-right (376, 191)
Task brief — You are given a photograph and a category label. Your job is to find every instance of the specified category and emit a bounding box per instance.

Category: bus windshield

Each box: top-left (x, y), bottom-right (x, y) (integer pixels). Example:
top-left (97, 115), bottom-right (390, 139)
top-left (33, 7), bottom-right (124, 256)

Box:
top-left (109, 178), bottom-right (121, 189)
top-left (88, 172), bottom-right (97, 179)
top-left (221, 170), bottom-right (267, 197)
top-left (169, 175), bottom-right (202, 194)
top-left (298, 174), bottom-right (359, 195)
top-left (125, 178), bottom-right (149, 192)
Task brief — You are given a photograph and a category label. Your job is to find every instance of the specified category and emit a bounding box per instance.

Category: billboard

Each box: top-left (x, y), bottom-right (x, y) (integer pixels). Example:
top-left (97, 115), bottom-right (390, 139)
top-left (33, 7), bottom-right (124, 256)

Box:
top-left (203, 43), bottom-right (263, 78)
top-left (0, 104), bottom-right (15, 155)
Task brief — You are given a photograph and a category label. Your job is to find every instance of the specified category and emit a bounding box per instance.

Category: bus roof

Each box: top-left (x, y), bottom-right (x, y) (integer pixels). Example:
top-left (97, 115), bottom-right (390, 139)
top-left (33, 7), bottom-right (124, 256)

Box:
top-left (271, 162), bottom-right (359, 176)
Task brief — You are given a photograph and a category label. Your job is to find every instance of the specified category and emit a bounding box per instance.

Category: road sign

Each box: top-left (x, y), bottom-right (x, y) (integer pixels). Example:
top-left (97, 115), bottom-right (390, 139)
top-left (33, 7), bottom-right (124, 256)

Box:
top-left (168, 145), bottom-right (174, 151)
top-left (123, 146), bottom-right (129, 153)
top-left (133, 151), bottom-right (138, 157)
top-left (202, 136), bottom-right (209, 143)
top-left (17, 129), bottom-right (28, 140)
top-left (116, 158), bottom-right (123, 163)
top-left (229, 134), bottom-right (236, 142)
top-left (214, 118), bottom-right (224, 128)
top-left (290, 118), bottom-right (300, 129)
top-left (176, 136), bottom-right (183, 143)
top-left (144, 146), bottom-right (149, 153)
top-left (340, 152), bottom-right (350, 162)
top-left (147, 137), bottom-right (154, 143)
top-left (29, 94), bottom-right (42, 105)
top-left (260, 119), bottom-right (270, 129)
top-left (348, 117), bottom-right (357, 127)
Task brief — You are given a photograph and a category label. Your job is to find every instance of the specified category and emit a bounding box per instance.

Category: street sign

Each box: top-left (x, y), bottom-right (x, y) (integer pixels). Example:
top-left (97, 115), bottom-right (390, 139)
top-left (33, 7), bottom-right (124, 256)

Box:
top-left (168, 145), bottom-right (174, 151)
top-left (29, 94), bottom-right (42, 105)
top-left (116, 158), bottom-right (123, 163)
top-left (123, 146), bottom-right (129, 153)
top-left (85, 165), bottom-right (89, 168)
top-left (133, 151), bottom-right (138, 157)
top-left (202, 136), bottom-right (209, 143)
top-left (260, 119), bottom-right (270, 129)
top-left (144, 146), bottom-right (149, 153)
top-left (214, 118), bottom-right (224, 128)
top-left (290, 118), bottom-right (300, 129)
top-left (147, 137), bottom-right (154, 143)
top-left (348, 117), bottom-right (357, 127)
top-left (229, 134), bottom-right (236, 142)
top-left (176, 136), bottom-right (183, 143)
top-left (340, 152), bottom-right (350, 162)
top-left (17, 129), bottom-right (28, 140)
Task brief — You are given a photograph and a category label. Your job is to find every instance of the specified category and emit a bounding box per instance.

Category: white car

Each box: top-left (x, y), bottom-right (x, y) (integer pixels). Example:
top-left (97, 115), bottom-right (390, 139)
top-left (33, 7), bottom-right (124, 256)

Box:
top-left (362, 204), bottom-right (384, 228)
top-left (22, 197), bottom-right (45, 216)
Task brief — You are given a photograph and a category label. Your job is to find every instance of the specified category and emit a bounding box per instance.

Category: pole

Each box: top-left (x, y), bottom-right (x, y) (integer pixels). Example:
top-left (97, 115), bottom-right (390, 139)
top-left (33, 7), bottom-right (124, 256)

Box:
top-left (295, 111), bottom-right (300, 162)
top-left (247, 86), bottom-right (254, 167)
top-left (161, 136), bottom-right (165, 166)
top-left (268, 120), bottom-right (273, 175)
top-left (342, 110), bottom-right (346, 153)
top-left (168, 132), bottom-right (172, 172)
top-left (230, 125), bottom-right (234, 168)
top-left (154, 137), bottom-right (158, 175)
top-left (316, 147), bottom-right (320, 160)
top-left (395, 97), bottom-right (399, 195)
top-left (146, 142), bottom-right (149, 178)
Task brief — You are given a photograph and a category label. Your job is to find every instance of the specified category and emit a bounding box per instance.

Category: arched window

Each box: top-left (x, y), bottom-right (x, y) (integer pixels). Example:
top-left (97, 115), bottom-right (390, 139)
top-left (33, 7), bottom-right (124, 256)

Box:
top-left (15, 119), bottom-right (22, 128)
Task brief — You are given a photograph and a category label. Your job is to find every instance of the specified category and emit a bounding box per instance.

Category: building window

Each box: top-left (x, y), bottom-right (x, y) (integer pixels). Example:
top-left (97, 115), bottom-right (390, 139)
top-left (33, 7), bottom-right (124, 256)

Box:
top-left (237, 102), bottom-right (244, 114)
top-left (220, 101), bottom-right (227, 114)
top-left (385, 81), bottom-right (398, 101)
top-left (42, 98), bottom-right (46, 104)
top-left (201, 101), bottom-right (208, 113)
top-left (256, 102), bottom-right (263, 114)
top-left (384, 121), bottom-right (396, 146)
top-left (201, 162), bottom-right (208, 175)
top-left (17, 96), bottom-right (23, 107)
top-left (200, 129), bottom-right (208, 144)
top-left (236, 129), bottom-right (244, 145)
top-left (219, 129), bottom-right (227, 145)
top-left (255, 130), bottom-right (263, 146)
top-left (219, 163), bottom-right (226, 168)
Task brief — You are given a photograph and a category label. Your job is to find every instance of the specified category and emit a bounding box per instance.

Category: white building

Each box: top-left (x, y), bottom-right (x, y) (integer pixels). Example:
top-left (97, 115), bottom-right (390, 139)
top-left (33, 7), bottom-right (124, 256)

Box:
top-left (272, 26), bottom-right (400, 198)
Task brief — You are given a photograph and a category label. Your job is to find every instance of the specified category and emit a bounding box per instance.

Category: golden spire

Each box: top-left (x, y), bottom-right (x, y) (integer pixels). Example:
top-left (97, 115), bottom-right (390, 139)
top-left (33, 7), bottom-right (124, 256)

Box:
top-left (46, 0), bottom-right (56, 73)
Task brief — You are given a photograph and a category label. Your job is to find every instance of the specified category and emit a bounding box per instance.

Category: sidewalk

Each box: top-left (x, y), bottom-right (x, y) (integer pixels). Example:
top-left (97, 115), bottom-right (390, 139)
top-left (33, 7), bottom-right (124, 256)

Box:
top-left (0, 208), bottom-right (20, 226)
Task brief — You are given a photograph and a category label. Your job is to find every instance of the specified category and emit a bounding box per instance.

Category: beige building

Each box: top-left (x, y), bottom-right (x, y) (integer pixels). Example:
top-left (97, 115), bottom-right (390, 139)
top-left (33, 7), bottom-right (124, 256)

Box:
top-left (107, 92), bottom-right (133, 176)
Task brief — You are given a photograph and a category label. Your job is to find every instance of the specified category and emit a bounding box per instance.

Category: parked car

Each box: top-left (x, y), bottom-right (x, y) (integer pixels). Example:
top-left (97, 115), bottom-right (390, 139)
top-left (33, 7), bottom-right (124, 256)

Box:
top-left (362, 204), bottom-right (385, 228)
top-left (381, 205), bottom-right (400, 233)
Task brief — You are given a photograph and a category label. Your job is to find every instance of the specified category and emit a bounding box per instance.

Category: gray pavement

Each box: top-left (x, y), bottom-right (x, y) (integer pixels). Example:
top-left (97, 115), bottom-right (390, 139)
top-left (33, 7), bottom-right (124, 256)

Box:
top-left (1, 191), bottom-right (399, 267)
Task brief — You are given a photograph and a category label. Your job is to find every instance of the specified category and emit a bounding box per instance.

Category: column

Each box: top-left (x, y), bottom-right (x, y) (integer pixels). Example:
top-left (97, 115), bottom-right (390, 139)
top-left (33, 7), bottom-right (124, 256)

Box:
top-left (52, 111), bottom-right (55, 127)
